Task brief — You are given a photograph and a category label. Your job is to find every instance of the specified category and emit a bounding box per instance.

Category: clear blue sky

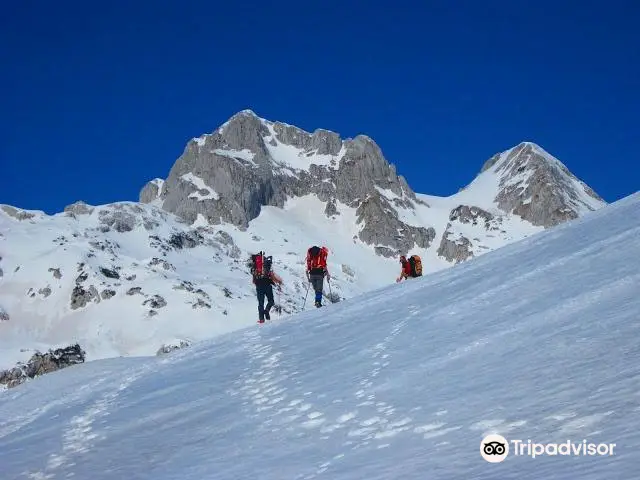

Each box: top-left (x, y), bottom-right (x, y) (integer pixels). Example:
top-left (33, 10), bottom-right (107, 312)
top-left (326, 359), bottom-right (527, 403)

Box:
top-left (2, 1), bottom-right (638, 214)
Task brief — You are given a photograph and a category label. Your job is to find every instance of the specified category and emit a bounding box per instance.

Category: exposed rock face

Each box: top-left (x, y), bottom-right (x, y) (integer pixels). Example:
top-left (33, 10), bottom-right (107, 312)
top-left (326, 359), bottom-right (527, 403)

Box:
top-left (0, 344), bottom-right (86, 388)
top-left (143, 295), bottom-right (167, 309)
top-left (156, 340), bottom-right (192, 356)
top-left (101, 289), bottom-right (116, 300)
top-left (437, 232), bottom-right (474, 264)
top-left (64, 201), bottom-right (95, 216)
top-left (139, 113), bottom-right (605, 259)
top-left (91, 203), bottom-right (169, 233)
top-left (38, 287), bottom-right (52, 298)
top-left (149, 258), bottom-right (175, 271)
top-left (140, 179), bottom-right (164, 204)
top-left (436, 205), bottom-right (505, 264)
top-left (324, 199), bottom-right (339, 217)
top-left (0, 306), bottom-right (9, 322)
top-left (70, 285), bottom-right (100, 309)
top-left (100, 267), bottom-right (120, 279)
top-left (356, 195), bottom-right (436, 257)
top-left (48, 267), bottom-right (62, 279)
top-left (140, 110), bottom-right (425, 254)
top-left (449, 205), bottom-right (494, 227)
top-left (1, 205), bottom-right (37, 221)
top-left (484, 143), bottom-right (605, 227)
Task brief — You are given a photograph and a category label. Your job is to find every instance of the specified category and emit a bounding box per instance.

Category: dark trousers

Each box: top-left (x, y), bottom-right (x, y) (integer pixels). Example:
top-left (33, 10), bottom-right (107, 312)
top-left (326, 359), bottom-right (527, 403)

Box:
top-left (309, 273), bottom-right (324, 304)
top-left (256, 282), bottom-right (274, 320)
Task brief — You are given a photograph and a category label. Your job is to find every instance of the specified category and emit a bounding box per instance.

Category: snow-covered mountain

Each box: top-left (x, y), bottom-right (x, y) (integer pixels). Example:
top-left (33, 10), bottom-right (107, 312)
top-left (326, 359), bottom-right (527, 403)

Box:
top-left (0, 110), bottom-right (606, 370)
top-left (1, 191), bottom-right (637, 480)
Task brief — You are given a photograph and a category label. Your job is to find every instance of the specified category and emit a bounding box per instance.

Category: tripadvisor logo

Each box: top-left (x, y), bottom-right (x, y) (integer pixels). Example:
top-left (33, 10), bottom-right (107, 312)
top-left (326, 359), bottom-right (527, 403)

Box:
top-left (481, 434), bottom-right (509, 463)
top-left (480, 434), bottom-right (617, 462)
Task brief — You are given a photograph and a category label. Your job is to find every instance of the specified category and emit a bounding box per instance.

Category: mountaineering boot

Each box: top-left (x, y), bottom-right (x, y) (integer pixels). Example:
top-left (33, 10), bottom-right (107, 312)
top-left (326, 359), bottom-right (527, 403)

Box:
top-left (265, 311), bottom-right (271, 320)
top-left (315, 301), bottom-right (322, 308)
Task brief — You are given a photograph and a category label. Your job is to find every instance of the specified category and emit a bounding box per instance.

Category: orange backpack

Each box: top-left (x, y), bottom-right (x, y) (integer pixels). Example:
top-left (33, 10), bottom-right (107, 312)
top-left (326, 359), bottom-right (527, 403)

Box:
top-left (408, 255), bottom-right (422, 277)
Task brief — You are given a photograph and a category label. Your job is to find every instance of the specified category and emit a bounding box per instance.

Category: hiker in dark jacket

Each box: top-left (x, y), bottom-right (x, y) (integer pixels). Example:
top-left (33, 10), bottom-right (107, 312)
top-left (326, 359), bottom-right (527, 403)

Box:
top-left (250, 252), bottom-right (283, 323)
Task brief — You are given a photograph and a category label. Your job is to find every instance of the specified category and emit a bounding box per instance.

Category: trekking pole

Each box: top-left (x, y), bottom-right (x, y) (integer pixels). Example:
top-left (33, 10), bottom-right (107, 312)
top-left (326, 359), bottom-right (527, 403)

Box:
top-left (328, 277), bottom-right (334, 303)
top-left (277, 288), bottom-right (282, 316)
top-left (302, 281), bottom-right (310, 310)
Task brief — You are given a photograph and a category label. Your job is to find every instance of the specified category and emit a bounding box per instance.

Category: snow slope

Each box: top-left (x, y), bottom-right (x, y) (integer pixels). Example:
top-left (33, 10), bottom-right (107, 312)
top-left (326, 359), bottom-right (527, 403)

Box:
top-left (0, 198), bottom-right (403, 369)
top-left (1, 192), bottom-right (637, 479)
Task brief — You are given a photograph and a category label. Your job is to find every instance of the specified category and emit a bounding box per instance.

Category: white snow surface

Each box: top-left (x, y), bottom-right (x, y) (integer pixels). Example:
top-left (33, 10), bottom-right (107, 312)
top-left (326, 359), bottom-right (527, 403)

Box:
top-left (212, 148), bottom-right (257, 166)
top-left (180, 173), bottom-right (220, 201)
top-left (0, 192), bottom-right (638, 479)
top-left (263, 122), bottom-right (344, 174)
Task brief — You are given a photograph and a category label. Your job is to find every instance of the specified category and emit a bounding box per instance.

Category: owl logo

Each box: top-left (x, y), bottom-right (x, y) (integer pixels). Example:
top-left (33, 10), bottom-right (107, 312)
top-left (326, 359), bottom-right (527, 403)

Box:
top-left (481, 434), bottom-right (509, 463)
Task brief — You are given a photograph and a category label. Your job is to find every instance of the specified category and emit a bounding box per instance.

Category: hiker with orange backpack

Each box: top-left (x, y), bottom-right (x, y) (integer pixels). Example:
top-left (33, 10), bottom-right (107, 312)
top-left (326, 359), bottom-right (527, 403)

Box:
top-left (396, 254), bottom-right (422, 282)
top-left (306, 246), bottom-right (330, 307)
top-left (249, 251), bottom-right (283, 323)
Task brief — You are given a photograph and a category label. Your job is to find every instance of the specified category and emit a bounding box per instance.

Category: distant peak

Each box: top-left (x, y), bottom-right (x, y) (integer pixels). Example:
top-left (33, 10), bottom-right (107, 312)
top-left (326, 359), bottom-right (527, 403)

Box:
top-left (234, 109), bottom-right (259, 118)
top-left (479, 141), bottom-right (554, 174)
top-left (222, 109), bottom-right (262, 125)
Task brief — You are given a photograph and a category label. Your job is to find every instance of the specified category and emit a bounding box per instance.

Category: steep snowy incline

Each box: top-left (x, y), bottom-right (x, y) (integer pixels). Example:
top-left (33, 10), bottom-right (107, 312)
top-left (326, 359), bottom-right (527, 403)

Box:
top-left (1, 192), bottom-right (638, 479)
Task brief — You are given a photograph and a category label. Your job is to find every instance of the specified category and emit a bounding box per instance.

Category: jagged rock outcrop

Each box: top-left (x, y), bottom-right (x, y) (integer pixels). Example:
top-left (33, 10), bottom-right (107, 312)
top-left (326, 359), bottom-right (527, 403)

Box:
top-left (38, 287), bottom-right (52, 298)
top-left (436, 205), bottom-right (505, 263)
top-left (101, 289), bottom-right (116, 300)
top-left (449, 205), bottom-right (495, 227)
top-left (143, 295), bottom-right (167, 309)
top-left (140, 110), bottom-right (426, 254)
top-left (64, 200), bottom-right (95, 216)
top-left (356, 195), bottom-right (436, 257)
top-left (1, 205), bottom-right (37, 221)
top-left (48, 267), bottom-right (62, 279)
top-left (0, 305), bottom-right (9, 322)
top-left (481, 142), bottom-right (605, 227)
top-left (70, 285), bottom-right (100, 309)
top-left (156, 340), bottom-right (192, 356)
top-left (437, 232), bottom-right (474, 264)
top-left (0, 344), bottom-right (86, 388)
top-left (140, 179), bottom-right (164, 204)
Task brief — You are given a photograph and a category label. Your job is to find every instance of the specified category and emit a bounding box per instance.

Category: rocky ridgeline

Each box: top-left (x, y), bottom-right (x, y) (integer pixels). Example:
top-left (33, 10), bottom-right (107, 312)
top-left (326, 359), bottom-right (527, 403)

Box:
top-left (0, 344), bottom-right (86, 389)
top-left (139, 112), bottom-right (605, 260)
top-left (139, 110), bottom-right (432, 257)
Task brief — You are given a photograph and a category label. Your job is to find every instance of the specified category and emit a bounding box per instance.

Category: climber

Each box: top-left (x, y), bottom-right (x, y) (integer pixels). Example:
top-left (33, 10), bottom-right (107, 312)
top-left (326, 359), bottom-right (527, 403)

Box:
top-left (396, 254), bottom-right (422, 282)
top-left (306, 246), bottom-right (330, 307)
top-left (249, 251), bottom-right (283, 323)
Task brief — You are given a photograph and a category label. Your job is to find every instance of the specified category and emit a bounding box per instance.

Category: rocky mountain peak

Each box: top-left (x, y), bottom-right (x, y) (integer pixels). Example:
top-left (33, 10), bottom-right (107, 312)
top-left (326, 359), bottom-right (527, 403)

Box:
top-left (140, 110), bottom-right (426, 256)
top-left (475, 142), bottom-right (606, 227)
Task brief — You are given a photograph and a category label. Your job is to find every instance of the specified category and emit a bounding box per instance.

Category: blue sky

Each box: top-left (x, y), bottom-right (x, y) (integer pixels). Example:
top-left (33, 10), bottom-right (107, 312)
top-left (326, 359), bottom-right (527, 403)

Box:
top-left (2, 0), bottom-right (638, 214)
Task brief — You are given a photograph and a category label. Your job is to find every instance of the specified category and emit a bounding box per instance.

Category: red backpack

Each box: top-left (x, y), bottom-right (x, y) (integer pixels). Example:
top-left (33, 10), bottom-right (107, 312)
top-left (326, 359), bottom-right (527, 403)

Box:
top-left (306, 246), bottom-right (328, 271)
top-left (251, 252), bottom-right (272, 279)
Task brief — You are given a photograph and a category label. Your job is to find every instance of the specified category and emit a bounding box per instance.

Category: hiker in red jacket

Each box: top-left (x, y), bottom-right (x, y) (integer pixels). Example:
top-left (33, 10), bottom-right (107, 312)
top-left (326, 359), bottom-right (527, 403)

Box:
top-left (397, 254), bottom-right (423, 282)
top-left (397, 255), bottom-right (412, 282)
top-left (306, 246), bottom-right (330, 307)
